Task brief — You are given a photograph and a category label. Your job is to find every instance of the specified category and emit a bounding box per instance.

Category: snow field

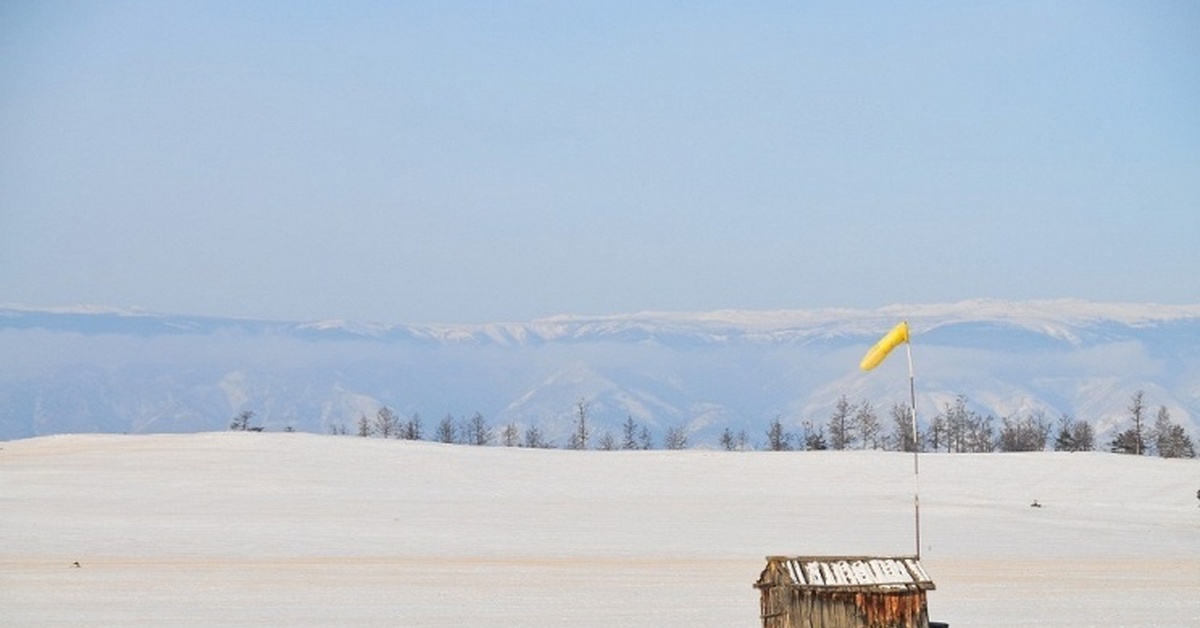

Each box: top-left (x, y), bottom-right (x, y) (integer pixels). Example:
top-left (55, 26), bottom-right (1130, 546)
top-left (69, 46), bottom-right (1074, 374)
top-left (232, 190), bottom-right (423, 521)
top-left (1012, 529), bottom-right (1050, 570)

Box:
top-left (2, 433), bottom-right (1197, 626)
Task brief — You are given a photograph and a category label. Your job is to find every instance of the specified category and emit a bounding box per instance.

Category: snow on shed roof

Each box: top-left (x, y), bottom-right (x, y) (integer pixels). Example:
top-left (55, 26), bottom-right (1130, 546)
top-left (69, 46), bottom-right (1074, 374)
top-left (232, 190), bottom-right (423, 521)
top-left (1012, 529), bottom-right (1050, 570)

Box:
top-left (763, 556), bottom-right (935, 592)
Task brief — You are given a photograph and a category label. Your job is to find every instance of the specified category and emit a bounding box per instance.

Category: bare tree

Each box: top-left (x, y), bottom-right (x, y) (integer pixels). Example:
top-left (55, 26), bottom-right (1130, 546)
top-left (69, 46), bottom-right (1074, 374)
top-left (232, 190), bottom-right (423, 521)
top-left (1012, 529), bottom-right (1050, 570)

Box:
top-left (435, 414), bottom-right (458, 444)
top-left (937, 395), bottom-right (995, 453)
top-left (373, 406), bottom-right (400, 438)
top-left (927, 414), bottom-right (946, 453)
top-left (464, 411), bottom-right (492, 446)
top-left (567, 399), bottom-right (590, 450)
top-left (715, 427), bottom-right (734, 451)
top-left (802, 420), bottom-right (827, 451)
top-left (1129, 390), bottom-right (1147, 455)
top-left (663, 423), bottom-right (688, 450)
top-left (597, 431), bottom-right (618, 450)
top-left (855, 401), bottom-right (882, 450)
top-left (523, 424), bottom-right (551, 448)
top-left (401, 412), bottom-right (423, 441)
top-left (621, 416), bottom-right (641, 450)
top-left (1069, 417), bottom-right (1095, 451)
top-left (638, 425), bottom-right (654, 450)
top-left (998, 411), bottom-right (1051, 452)
top-left (1053, 414), bottom-right (1094, 452)
top-left (1111, 391), bottom-right (1150, 455)
top-left (889, 402), bottom-right (919, 452)
top-left (229, 410), bottom-right (255, 431)
top-left (828, 395), bottom-right (857, 450)
top-left (766, 417), bottom-right (794, 451)
top-left (501, 422), bottom-right (520, 447)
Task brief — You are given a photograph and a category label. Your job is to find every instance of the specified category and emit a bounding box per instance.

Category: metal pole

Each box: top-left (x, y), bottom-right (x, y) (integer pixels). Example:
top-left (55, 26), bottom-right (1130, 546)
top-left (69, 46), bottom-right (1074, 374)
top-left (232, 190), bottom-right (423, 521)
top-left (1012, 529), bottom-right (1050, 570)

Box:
top-left (906, 340), bottom-right (920, 559)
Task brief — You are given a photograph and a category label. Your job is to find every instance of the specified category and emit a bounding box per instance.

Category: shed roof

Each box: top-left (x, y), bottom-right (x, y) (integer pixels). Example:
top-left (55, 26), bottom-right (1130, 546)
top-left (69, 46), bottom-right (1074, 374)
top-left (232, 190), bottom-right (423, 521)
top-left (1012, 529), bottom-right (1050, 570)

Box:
top-left (760, 556), bottom-right (935, 593)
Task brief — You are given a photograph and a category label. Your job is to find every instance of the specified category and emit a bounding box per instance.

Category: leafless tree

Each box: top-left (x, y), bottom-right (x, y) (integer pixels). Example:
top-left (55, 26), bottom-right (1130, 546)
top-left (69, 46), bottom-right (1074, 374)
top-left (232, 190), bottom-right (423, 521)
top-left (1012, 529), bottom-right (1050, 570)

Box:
top-left (567, 399), bottom-right (590, 450)
top-left (889, 402), bottom-right (919, 452)
top-left (998, 411), bottom-right (1051, 452)
top-left (621, 416), bottom-right (640, 450)
top-left (229, 410), bottom-right (255, 431)
top-left (766, 417), bottom-right (794, 451)
top-left (1053, 414), bottom-right (1094, 452)
top-left (663, 423), bottom-right (688, 450)
top-left (855, 401), bottom-right (882, 450)
top-left (1128, 390), bottom-right (1147, 455)
top-left (719, 427), bottom-right (749, 451)
top-left (597, 431), bottom-right (618, 450)
top-left (401, 412), bottom-right (423, 441)
top-left (436, 413), bottom-right (458, 444)
top-left (464, 412), bottom-right (492, 446)
top-left (501, 422), bottom-right (520, 447)
top-left (828, 395), bottom-right (857, 450)
top-left (523, 424), bottom-right (551, 448)
top-left (373, 406), bottom-right (400, 438)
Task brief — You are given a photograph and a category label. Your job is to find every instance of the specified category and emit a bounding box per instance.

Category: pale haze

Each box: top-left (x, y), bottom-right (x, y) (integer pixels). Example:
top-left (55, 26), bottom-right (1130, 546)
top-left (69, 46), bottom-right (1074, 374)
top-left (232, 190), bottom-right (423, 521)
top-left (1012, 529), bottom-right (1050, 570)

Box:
top-left (3, 2), bottom-right (1197, 324)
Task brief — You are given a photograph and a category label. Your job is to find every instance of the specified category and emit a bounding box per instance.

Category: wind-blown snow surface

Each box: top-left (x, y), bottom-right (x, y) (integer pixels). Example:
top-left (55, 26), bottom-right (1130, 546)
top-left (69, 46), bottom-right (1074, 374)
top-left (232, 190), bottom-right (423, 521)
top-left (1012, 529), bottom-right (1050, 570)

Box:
top-left (3, 433), bottom-right (1197, 626)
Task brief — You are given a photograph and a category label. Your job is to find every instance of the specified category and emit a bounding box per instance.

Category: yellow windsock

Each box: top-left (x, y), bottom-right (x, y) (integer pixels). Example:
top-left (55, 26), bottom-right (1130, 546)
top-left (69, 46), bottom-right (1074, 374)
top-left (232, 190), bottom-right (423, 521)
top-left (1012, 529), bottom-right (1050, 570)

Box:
top-left (859, 321), bottom-right (909, 371)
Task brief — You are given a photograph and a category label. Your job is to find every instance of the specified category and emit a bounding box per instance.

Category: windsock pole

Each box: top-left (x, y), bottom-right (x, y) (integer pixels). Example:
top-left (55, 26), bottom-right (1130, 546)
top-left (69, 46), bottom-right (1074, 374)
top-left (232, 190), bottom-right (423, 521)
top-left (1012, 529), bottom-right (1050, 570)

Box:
top-left (906, 341), bottom-right (921, 559)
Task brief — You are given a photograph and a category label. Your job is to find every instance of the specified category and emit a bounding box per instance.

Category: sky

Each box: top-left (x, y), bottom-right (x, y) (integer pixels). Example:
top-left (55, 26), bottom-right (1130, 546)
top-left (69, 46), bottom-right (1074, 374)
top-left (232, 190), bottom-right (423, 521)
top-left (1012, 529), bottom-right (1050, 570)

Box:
top-left (2, 1), bottom-right (1198, 324)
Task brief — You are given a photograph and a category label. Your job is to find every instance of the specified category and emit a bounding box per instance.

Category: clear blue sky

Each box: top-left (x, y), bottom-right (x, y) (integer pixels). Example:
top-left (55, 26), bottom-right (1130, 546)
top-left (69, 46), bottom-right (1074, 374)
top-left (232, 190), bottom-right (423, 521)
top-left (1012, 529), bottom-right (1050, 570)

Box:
top-left (3, 1), bottom-right (1197, 323)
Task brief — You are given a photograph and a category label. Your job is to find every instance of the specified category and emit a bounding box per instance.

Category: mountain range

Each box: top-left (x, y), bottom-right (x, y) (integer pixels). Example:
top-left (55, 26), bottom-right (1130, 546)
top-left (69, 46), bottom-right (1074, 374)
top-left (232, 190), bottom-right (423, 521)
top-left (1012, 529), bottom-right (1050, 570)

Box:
top-left (2, 299), bottom-right (1198, 446)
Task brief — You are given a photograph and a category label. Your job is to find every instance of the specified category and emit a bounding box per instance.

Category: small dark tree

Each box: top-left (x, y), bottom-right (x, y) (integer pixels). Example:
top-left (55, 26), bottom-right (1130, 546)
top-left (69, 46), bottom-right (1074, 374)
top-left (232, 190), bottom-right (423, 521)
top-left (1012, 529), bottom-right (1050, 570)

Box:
top-left (802, 420), bottom-right (827, 451)
top-left (1127, 390), bottom-right (1147, 455)
top-left (523, 424), bottom-right (551, 448)
top-left (567, 399), bottom-right (590, 450)
top-left (855, 401), bottom-right (882, 450)
top-left (638, 425), bottom-right (654, 450)
top-left (663, 423), bottom-right (688, 450)
top-left (766, 417), bottom-right (794, 451)
top-left (373, 406), bottom-right (400, 438)
top-left (1110, 427), bottom-right (1143, 455)
top-left (941, 396), bottom-right (970, 453)
top-left (436, 414), bottom-right (458, 444)
top-left (356, 414), bottom-right (371, 437)
top-left (828, 395), bottom-right (857, 451)
top-left (229, 410), bottom-right (255, 431)
top-left (464, 411), bottom-right (492, 446)
top-left (1053, 414), bottom-right (1095, 452)
top-left (966, 414), bottom-right (997, 453)
top-left (998, 411), bottom-right (1051, 452)
top-left (1153, 406), bottom-right (1196, 458)
top-left (1070, 417), bottom-right (1096, 451)
top-left (401, 412), bottom-right (424, 441)
top-left (597, 431), bottom-right (618, 451)
top-left (1054, 414), bottom-right (1077, 451)
top-left (621, 416), bottom-right (641, 450)
top-left (889, 402), bottom-right (919, 453)
top-left (501, 422), bottom-right (520, 447)
top-left (719, 428), bottom-right (738, 451)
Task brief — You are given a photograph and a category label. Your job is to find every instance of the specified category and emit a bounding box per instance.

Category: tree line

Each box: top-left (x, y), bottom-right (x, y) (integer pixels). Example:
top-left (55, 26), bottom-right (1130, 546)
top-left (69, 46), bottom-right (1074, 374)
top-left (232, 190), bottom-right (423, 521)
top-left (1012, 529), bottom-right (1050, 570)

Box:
top-left (316, 399), bottom-right (687, 451)
top-left (749, 390), bottom-right (1193, 458)
top-left (234, 390), bottom-right (1195, 458)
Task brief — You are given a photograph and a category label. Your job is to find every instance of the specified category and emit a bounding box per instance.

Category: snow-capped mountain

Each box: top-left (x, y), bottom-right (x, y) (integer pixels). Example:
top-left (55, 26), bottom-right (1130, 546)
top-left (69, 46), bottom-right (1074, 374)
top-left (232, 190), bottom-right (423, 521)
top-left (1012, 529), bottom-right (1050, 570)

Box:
top-left (2, 300), bottom-right (1198, 445)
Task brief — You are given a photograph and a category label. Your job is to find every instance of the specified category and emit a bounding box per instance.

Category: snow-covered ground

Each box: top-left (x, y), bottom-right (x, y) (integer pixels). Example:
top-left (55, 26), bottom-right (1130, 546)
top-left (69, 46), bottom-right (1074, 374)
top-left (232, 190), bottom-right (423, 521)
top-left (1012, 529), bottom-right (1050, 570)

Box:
top-left (2, 433), bottom-right (1197, 626)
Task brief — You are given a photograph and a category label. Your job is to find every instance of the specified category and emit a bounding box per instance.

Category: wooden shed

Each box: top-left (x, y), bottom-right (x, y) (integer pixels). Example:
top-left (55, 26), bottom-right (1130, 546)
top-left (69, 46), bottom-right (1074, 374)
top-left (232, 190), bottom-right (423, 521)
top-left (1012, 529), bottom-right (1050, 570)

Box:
top-left (755, 555), bottom-right (936, 628)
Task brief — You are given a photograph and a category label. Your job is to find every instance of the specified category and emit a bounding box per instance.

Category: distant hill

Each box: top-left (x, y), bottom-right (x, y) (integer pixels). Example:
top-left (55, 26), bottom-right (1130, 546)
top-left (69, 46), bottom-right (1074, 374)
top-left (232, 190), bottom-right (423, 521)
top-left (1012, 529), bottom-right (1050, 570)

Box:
top-left (2, 299), bottom-right (1198, 446)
